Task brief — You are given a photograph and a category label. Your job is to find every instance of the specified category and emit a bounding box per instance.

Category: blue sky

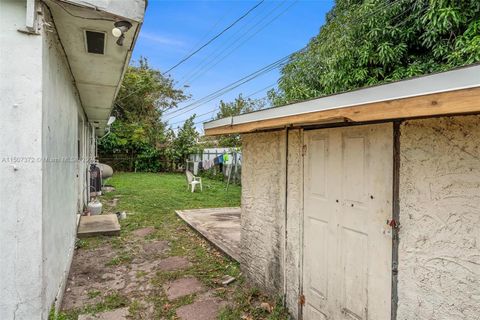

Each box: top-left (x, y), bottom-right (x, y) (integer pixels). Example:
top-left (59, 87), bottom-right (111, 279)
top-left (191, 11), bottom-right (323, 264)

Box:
top-left (131, 0), bottom-right (334, 132)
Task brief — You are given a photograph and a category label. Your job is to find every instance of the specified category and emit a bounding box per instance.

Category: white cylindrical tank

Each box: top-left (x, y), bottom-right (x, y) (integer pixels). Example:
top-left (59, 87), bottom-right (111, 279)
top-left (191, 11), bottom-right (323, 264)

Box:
top-left (98, 163), bottom-right (113, 179)
top-left (88, 200), bottom-right (103, 215)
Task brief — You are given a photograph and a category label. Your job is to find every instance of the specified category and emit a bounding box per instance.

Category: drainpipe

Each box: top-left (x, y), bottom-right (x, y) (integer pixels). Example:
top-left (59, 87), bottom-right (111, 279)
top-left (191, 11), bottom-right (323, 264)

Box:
top-left (283, 125), bottom-right (290, 306)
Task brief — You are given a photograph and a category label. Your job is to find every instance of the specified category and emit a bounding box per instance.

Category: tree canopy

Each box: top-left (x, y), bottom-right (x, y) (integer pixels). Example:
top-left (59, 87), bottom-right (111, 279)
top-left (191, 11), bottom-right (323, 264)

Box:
top-left (98, 58), bottom-right (192, 171)
top-left (270, 0), bottom-right (480, 105)
top-left (200, 94), bottom-right (266, 147)
top-left (169, 116), bottom-right (200, 165)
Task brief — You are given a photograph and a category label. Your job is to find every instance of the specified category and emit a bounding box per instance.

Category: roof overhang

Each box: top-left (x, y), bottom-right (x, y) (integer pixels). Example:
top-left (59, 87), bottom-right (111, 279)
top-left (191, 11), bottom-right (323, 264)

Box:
top-left (43, 0), bottom-right (146, 136)
top-left (204, 64), bottom-right (480, 136)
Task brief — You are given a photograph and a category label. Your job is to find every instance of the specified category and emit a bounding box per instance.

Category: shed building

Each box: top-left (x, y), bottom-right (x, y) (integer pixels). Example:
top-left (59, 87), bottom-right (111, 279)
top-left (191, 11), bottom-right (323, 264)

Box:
top-left (204, 65), bottom-right (480, 320)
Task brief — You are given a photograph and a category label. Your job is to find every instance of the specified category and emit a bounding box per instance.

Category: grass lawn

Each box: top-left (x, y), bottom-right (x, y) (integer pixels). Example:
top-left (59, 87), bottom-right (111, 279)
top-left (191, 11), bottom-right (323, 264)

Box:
top-left (55, 173), bottom-right (289, 320)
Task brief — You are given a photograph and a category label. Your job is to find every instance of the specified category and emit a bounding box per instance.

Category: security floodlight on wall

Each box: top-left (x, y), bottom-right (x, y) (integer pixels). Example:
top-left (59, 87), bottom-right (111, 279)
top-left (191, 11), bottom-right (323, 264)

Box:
top-left (112, 21), bottom-right (132, 46)
top-left (107, 116), bottom-right (116, 126)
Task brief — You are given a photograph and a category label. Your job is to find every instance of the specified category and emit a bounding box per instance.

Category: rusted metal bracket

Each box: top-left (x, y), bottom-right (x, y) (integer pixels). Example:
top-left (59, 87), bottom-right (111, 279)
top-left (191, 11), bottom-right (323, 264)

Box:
top-left (299, 294), bottom-right (305, 306)
top-left (387, 218), bottom-right (399, 229)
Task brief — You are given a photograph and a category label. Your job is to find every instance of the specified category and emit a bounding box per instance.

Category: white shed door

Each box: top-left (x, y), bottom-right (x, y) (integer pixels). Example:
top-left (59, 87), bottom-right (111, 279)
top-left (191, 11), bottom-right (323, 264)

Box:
top-left (303, 123), bottom-right (393, 320)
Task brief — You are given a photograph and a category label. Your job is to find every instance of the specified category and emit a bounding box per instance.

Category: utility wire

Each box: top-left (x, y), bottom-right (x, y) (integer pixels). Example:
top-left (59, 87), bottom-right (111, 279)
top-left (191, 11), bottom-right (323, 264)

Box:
top-left (170, 87), bottom-right (272, 128)
top-left (181, 0), bottom-right (288, 83)
top-left (163, 55), bottom-right (289, 120)
top-left (121, 0), bottom-right (411, 129)
top-left (179, 0), bottom-right (274, 82)
top-left (115, 1), bottom-right (266, 107)
top-left (121, 0), bottom-right (407, 120)
top-left (186, 11), bottom-right (230, 54)
top-left (186, 0), bottom-right (298, 84)
top-left (163, 0), bottom-right (265, 74)
top-left (163, 57), bottom-right (287, 118)
top-left (166, 0), bottom-right (411, 127)
top-left (244, 83), bottom-right (276, 99)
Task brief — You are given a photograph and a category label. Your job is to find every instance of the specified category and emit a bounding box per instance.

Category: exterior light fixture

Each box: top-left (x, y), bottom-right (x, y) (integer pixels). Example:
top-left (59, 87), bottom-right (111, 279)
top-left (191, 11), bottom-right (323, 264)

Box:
top-left (107, 116), bottom-right (116, 126)
top-left (112, 21), bottom-right (132, 46)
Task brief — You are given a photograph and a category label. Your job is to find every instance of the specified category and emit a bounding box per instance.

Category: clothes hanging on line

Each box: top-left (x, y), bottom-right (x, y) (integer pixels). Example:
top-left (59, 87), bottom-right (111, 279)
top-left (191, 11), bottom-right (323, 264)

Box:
top-left (203, 159), bottom-right (214, 170)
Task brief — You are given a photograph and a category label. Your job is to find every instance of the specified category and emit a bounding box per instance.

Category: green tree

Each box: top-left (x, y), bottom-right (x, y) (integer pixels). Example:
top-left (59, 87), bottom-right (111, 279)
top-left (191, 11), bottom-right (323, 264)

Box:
top-left (98, 58), bottom-right (188, 171)
top-left (169, 115), bottom-right (200, 167)
top-left (271, 0), bottom-right (480, 105)
top-left (204, 94), bottom-right (266, 147)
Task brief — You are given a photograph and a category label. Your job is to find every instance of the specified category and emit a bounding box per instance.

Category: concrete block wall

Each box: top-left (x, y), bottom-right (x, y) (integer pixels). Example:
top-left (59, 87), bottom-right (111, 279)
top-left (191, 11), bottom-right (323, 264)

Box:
top-left (398, 115), bottom-right (480, 320)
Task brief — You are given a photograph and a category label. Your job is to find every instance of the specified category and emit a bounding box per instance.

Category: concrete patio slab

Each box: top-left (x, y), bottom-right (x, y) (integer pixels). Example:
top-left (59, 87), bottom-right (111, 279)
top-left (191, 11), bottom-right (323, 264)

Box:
top-left (175, 207), bottom-right (240, 261)
top-left (77, 215), bottom-right (120, 238)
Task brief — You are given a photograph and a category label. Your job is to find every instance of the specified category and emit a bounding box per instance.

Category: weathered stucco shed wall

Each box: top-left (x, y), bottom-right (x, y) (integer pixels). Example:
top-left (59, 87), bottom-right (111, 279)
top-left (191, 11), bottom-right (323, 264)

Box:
top-left (284, 129), bottom-right (303, 319)
top-left (241, 130), bottom-right (303, 318)
top-left (398, 115), bottom-right (480, 320)
top-left (241, 131), bottom-right (286, 292)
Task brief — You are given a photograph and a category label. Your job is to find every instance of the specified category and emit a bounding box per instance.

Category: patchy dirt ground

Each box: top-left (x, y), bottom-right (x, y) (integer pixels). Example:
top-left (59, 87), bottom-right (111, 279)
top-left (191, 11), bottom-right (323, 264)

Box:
top-left (57, 173), bottom-right (288, 320)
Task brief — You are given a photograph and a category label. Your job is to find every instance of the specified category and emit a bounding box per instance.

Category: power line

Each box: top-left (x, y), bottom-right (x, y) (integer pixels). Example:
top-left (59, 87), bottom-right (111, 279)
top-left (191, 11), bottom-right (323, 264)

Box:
top-left (186, 0), bottom-right (298, 84)
top-left (125, 0), bottom-right (411, 129)
top-left (181, 0), bottom-right (289, 84)
top-left (169, 88), bottom-right (272, 128)
top-left (165, 0), bottom-right (411, 127)
top-left (163, 54), bottom-right (289, 120)
top-left (244, 83), bottom-right (276, 99)
top-left (163, 0), bottom-right (265, 74)
top-left (186, 10), bottom-right (230, 54)
top-left (163, 56), bottom-right (287, 118)
top-left (179, 1), bottom-right (275, 82)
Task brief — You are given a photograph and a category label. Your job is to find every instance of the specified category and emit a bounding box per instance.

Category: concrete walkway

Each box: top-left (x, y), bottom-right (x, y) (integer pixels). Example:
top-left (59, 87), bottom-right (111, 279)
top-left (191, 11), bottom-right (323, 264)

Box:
top-left (176, 207), bottom-right (241, 261)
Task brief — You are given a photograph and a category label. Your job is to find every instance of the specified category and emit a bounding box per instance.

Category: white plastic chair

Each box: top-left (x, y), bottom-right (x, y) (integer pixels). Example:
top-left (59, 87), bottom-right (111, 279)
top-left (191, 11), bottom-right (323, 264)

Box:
top-left (186, 170), bottom-right (202, 192)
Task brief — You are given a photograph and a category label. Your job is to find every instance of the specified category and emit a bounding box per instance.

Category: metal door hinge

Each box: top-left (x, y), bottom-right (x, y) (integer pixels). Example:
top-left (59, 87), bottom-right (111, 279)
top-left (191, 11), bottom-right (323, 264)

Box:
top-left (392, 261), bottom-right (398, 274)
top-left (302, 145), bottom-right (307, 157)
top-left (299, 294), bottom-right (305, 306)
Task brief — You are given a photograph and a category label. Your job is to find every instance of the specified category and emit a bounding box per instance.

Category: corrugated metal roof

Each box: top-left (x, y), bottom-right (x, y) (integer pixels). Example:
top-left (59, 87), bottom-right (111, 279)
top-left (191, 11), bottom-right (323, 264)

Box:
top-left (204, 64), bottom-right (480, 135)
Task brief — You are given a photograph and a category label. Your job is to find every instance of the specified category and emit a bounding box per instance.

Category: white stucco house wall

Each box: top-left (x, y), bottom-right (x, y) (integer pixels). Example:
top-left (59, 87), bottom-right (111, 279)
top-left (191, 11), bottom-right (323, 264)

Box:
top-left (204, 65), bottom-right (480, 320)
top-left (0, 0), bottom-right (145, 318)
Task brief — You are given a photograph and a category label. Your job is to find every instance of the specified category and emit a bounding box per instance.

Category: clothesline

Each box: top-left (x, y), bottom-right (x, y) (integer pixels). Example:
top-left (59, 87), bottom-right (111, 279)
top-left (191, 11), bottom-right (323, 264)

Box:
top-left (186, 153), bottom-right (231, 171)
